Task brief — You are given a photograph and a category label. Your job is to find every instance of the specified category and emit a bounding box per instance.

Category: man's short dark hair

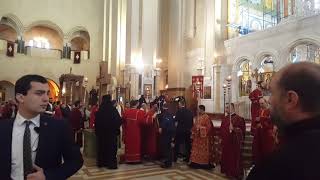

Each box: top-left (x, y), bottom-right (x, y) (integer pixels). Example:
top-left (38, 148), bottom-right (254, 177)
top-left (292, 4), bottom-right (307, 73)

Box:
top-left (15, 74), bottom-right (48, 96)
top-left (199, 105), bottom-right (205, 111)
top-left (74, 100), bottom-right (81, 107)
top-left (130, 100), bottom-right (139, 107)
top-left (226, 103), bottom-right (235, 109)
top-left (102, 94), bottom-right (112, 103)
top-left (278, 62), bottom-right (320, 113)
top-left (179, 100), bottom-right (186, 106)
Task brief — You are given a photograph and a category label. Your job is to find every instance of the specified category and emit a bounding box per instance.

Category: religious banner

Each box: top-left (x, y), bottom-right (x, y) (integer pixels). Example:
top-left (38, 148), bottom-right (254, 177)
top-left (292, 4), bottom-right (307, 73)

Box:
top-left (6, 41), bottom-right (14, 57)
top-left (192, 76), bottom-right (204, 98)
top-left (74, 51), bottom-right (81, 64)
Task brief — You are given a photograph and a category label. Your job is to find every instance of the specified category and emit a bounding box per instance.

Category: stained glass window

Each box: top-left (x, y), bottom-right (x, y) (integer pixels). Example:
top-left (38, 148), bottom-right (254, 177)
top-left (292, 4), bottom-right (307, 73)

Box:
top-left (228, 0), bottom-right (278, 37)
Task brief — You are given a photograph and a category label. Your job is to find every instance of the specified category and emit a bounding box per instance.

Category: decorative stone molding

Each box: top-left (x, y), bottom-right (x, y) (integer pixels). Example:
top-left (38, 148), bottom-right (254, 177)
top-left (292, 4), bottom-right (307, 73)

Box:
top-left (65, 26), bottom-right (90, 43)
top-left (0, 13), bottom-right (24, 37)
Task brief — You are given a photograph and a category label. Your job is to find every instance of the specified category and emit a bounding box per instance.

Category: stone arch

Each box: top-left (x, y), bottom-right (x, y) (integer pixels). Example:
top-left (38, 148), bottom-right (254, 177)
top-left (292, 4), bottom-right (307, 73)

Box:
top-left (24, 21), bottom-right (64, 50)
top-left (0, 80), bottom-right (15, 102)
top-left (46, 78), bottom-right (60, 101)
top-left (255, 51), bottom-right (278, 71)
top-left (65, 26), bottom-right (90, 52)
top-left (25, 20), bottom-right (64, 40)
top-left (233, 56), bottom-right (253, 72)
top-left (0, 13), bottom-right (24, 37)
top-left (280, 38), bottom-right (320, 67)
top-left (232, 57), bottom-right (254, 99)
top-left (65, 26), bottom-right (90, 42)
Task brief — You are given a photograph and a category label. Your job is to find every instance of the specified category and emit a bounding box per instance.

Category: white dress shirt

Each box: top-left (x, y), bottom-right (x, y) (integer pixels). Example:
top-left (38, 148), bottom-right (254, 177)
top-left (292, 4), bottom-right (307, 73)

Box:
top-left (11, 113), bottom-right (40, 180)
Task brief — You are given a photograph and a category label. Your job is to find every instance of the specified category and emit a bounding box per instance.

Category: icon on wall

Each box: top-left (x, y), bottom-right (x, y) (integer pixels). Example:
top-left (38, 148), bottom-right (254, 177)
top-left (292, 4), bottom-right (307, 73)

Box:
top-left (6, 42), bottom-right (14, 57)
top-left (74, 51), bottom-right (81, 64)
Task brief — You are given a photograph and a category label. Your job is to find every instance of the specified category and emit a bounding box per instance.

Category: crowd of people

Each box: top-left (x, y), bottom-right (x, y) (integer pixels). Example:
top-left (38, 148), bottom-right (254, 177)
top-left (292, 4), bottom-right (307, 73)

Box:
top-left (91, 93), bottom-right (247, 179)
top-left (0, 99), bottom-right (17, 120)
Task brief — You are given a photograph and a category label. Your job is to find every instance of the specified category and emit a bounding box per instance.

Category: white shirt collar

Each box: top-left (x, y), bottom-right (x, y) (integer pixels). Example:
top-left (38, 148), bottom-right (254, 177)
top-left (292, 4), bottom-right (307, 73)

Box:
top-left (14, 112), bottom-right (40, 127)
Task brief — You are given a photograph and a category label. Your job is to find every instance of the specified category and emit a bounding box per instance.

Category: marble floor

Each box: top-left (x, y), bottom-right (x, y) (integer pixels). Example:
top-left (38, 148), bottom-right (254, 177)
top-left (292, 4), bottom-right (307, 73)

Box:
top-left (70, 158), bottom-right (229, 180)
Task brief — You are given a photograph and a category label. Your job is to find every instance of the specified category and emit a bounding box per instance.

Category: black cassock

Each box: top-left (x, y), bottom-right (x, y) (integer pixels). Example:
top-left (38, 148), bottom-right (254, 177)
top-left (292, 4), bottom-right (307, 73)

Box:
top-left (95, 102), bottom-right (122, 168)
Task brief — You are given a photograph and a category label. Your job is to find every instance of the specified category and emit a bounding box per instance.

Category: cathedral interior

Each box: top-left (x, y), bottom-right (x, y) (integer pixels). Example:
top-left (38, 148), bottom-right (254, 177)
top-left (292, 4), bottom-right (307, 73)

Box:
top-left (1, 0), bottom-right (320, 179)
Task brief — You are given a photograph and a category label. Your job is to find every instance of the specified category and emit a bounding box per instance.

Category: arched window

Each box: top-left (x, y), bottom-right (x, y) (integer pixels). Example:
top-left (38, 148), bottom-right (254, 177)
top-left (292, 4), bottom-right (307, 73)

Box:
top-left (258, 55), bottom-right (275, 95)
top-left (289, 42), bottom-right (320, 64)
top-left (69, 30), bottom-right (90, 60)
top-left (24, 25), bottom-right (63, 50)
top-left (237, 59), bottom-right (252, 96)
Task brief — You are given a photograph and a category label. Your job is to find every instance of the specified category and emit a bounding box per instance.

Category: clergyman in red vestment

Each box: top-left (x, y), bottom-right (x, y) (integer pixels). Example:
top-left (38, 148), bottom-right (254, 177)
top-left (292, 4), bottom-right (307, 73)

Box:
top-left (69, 100), bottom-right (83, 147)
top-left (53, 101), bottom-right (63, 119)
top-left (89, 104), bottom-right (99, 128)
top-left (220, 103), bottom-right (246, 179)
top-left (143, 103), bottom-right (159, 160)
top-left (249, 81), bottom-right (263, 134)
top-left (252, 98), bottom-right (277, 165)
top-left (122, 100), bottom-right (146, 163)
top-left (189, 105), bottom-right (214, 169)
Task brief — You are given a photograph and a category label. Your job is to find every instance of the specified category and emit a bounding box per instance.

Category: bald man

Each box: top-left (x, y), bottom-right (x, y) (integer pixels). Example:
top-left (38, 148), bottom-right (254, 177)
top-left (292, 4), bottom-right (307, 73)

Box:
top-left (247, 62), bottom-right (320, 180)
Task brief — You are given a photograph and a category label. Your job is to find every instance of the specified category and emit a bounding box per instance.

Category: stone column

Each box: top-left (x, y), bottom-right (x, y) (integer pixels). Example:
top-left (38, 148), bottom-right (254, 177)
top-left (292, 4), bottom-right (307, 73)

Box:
top-left (108, 0), bottom-right (119, 76)
top-left (168, 0), bottom-right (184, 89)
top-left (214, 0), bottom-right (228, 62)
top-left (125, 0), bottom-right (142, 98)
top-left (16, 36), bottom-right (25, 54)
top-left (141, 0), bottom-right (159, 98)
top-left (62, 41), bottom-right (71, 59)
top-left (102, 0), bottom-right (110, 62)
top-left (204, 0), bottom-right (215, 77)
top-left (130, 69), bottom-right (140, 99)
top-left (213, 65), bottom-right (222, 113)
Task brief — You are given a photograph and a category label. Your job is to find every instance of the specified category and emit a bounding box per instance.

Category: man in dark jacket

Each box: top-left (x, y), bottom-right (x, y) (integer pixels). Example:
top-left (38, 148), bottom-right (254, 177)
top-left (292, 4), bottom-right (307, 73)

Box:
top-left (159, 103), bottom-right (176, 168)
top-left (0, 74), bottom-right (83, 180)
top-left (174, 100), bottom-right (193, 162)
top-left (95, 95), bottom-right (122, 169)
top-left (247, 62), bottom-right (320, 180)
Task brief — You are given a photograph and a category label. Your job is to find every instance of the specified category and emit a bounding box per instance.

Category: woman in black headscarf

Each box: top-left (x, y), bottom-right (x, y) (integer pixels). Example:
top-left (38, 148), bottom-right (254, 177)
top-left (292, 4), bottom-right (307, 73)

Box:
top-left (95, 94), bottom-right (122, 169)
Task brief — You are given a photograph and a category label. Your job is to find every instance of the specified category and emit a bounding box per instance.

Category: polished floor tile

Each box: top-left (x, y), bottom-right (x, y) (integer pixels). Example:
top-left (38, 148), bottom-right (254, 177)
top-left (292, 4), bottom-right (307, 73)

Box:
top-left (70, 158), bottom-right (228, 180)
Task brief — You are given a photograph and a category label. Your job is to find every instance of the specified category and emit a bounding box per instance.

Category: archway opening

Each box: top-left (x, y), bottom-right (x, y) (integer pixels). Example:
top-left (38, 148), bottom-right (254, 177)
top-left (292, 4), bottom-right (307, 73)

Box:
top-left (0, 80), bottom-right (15, 103)
top-left (70, 30), bottom-right (90, 60)
top-left (47, 79), bottom-right (60, 102)
top-left (25, 25), bottom-right (63, 50)
top-left (237, 59), bottom-right (252, 97)
top-left (289, 42), bottom-right (320, 64)
top-left (0, 24), bottom-right (17, 42)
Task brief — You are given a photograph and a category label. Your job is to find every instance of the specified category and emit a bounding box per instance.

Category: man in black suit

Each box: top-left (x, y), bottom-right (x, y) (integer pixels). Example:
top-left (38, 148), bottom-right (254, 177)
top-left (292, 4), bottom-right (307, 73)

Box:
top-left (174, 100), bottom-right (193, 163)
top-left (0, 74), bottom-right (83, 180)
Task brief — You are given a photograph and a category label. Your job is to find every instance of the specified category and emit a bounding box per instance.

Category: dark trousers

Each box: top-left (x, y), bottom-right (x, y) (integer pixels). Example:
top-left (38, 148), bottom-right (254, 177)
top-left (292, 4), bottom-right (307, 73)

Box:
top-left (174, 131), bottom-right (191, 161)
top-left (73, 129), bottom-right (83, 147)
top-left (161, 134), bottom-right (173, 166)
top-left (96, 135), bottom-right (118, 168)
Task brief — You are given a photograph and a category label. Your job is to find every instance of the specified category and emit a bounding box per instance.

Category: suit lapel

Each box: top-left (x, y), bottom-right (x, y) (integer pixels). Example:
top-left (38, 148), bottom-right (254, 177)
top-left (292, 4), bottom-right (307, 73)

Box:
top-left (35, 115), bottom-right (49, 165)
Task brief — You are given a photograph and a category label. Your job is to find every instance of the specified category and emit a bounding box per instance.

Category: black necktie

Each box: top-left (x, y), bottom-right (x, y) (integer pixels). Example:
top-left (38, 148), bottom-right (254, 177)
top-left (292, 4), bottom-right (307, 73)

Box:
top-left (23, 120), bottom-right (33, 178)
